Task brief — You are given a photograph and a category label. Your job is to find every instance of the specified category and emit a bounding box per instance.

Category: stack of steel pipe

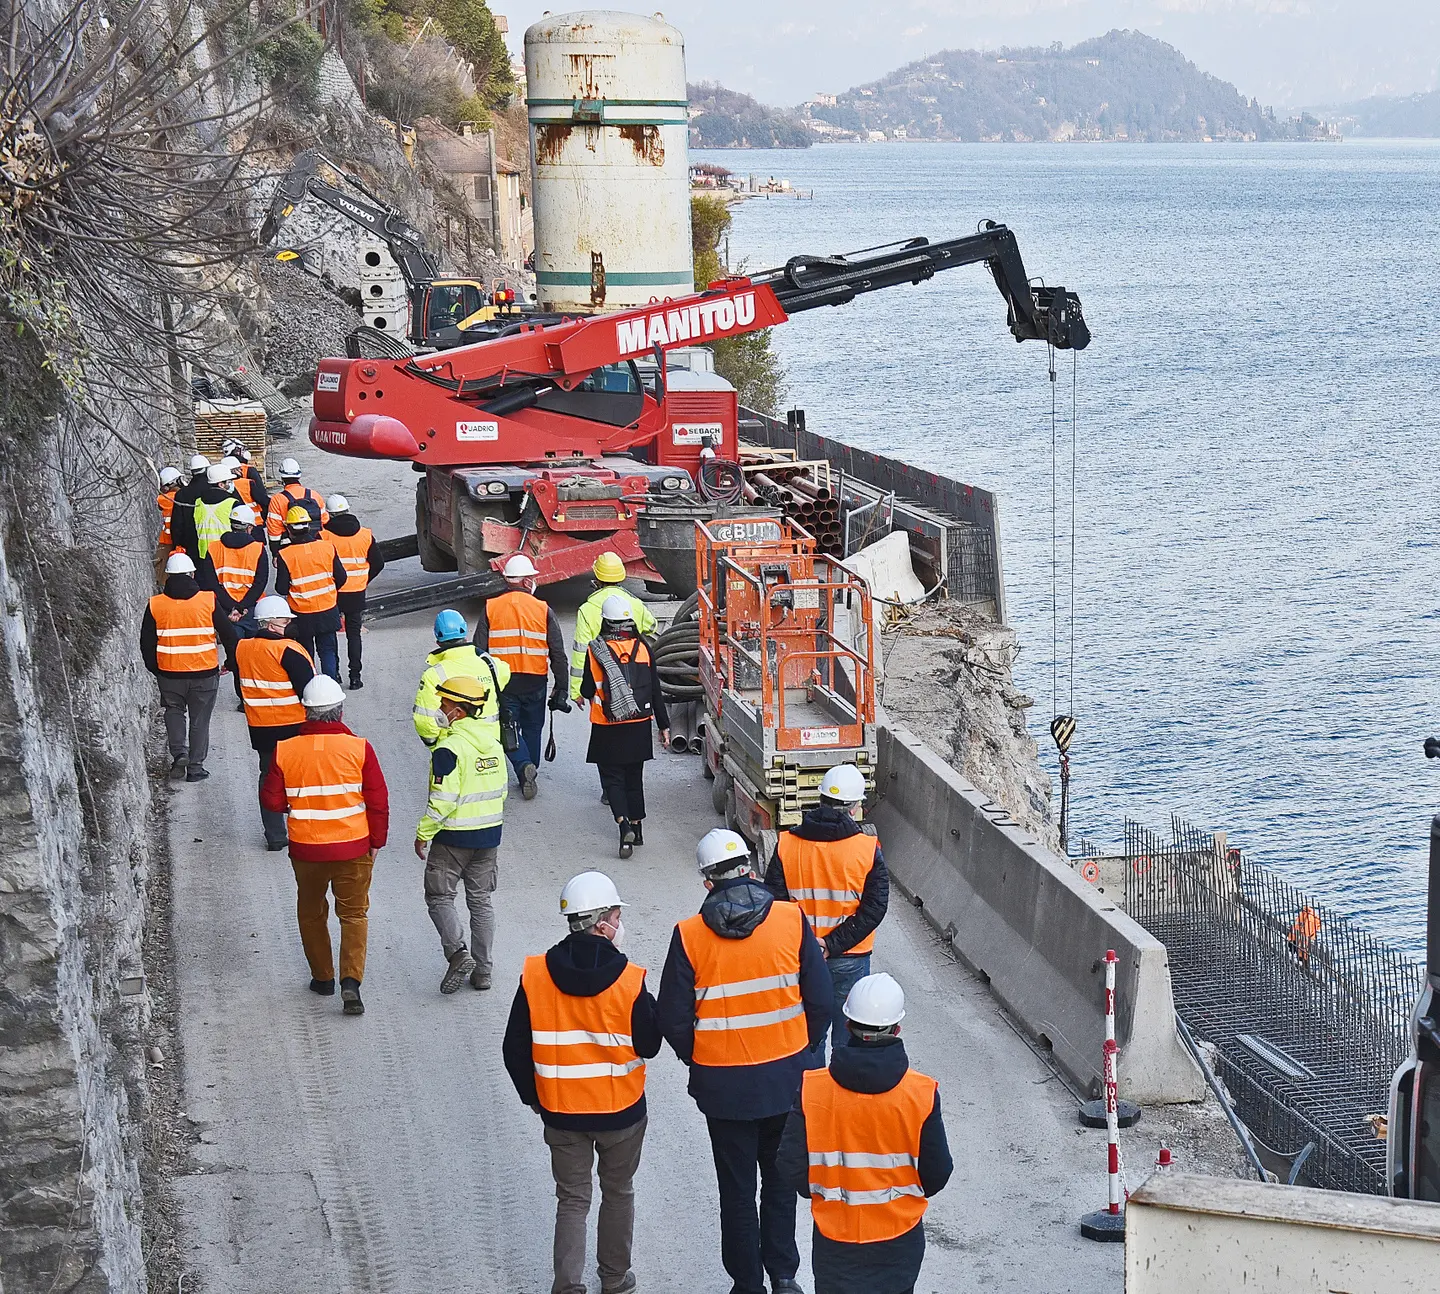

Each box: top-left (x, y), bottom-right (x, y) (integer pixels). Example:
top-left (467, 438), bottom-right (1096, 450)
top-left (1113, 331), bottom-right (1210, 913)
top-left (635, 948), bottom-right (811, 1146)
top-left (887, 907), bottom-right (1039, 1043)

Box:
top-left (744, 468), bottom-right (844, 554)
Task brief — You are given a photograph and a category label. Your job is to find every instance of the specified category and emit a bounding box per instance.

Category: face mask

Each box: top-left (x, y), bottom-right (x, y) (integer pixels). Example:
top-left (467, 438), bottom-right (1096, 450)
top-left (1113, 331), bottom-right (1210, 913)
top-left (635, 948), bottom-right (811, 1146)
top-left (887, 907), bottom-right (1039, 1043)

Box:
top-left (608, 918), bottom-right (627, 951)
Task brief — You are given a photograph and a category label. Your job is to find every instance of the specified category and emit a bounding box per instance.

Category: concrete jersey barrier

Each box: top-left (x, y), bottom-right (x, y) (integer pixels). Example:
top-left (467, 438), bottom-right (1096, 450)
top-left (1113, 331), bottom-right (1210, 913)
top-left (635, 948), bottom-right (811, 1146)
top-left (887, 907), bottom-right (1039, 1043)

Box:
top-left (872, 721), bottom-right (1203, 1104)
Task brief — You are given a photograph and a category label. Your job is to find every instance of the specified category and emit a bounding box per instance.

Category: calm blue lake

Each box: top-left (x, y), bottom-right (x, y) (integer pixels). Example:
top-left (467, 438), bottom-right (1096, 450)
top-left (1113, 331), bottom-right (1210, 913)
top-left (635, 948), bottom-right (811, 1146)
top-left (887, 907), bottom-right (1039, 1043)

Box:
top-left (697, 140), bottom-right (1440, 954)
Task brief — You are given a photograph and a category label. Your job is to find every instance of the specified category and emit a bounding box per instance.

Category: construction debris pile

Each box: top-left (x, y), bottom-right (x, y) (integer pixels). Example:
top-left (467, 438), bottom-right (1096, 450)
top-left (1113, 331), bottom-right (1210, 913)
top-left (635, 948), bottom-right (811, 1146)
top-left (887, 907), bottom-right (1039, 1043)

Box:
top-left (256, 258), bottom-right (363, 390)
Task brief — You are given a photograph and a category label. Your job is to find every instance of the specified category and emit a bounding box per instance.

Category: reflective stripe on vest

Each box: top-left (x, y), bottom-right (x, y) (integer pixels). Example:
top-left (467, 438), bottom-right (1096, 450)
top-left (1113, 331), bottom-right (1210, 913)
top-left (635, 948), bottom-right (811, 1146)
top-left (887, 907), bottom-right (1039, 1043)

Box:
top-left (193, 497), bottom-right (235, 560)
top-left (280, 540), bottom-right (339, 614)
top-left (328, 527), bottom-right (374, 593)
top-left (777, 832), bottom-right (880, 954)
top-left (412, 648), bottom-right (504, 743)
top-left (272, 733), bottom-right (369, 847)
top-left (588, 636), bottom-right (652, 726)
top-left (677, 901), bottom-right (807, 1067)
top-left (427, 718), bottom-right (507, 831)
top-left (157, 492), bottom-right (175, 546)
top-left (212, 539), bottom-right (263, 601)
top-left (523, 956), bottom-right (647, 1114)
top-left (149, 591), bottom-right (218, 671)
top-left (569, 587), bottom-right (656, 697)
top-left (236, 635), bottom-right (311, 727)
top-left (486, 590), bottom-right (550, 675)
top-left (233, 475), bottom-right (257, 507)
top-left (801, 1065), bottom-right (936, 1243)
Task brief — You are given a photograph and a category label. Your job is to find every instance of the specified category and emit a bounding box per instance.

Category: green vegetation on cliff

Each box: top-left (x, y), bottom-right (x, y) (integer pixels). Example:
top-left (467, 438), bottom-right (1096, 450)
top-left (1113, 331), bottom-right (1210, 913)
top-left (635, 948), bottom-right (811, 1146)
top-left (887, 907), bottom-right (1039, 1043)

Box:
top-left (688, 82), bottom-right (810, 149)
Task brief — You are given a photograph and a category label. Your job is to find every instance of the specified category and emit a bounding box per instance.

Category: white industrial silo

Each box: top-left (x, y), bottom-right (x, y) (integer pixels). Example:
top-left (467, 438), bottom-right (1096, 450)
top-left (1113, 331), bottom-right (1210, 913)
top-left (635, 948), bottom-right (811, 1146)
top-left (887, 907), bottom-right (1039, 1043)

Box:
top-left (524, 11), bottom-right (693, 313)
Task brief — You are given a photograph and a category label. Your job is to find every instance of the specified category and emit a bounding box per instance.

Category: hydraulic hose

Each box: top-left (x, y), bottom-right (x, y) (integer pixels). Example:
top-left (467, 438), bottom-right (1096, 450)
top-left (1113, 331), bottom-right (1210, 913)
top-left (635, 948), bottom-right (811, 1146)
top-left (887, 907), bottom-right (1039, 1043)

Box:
top-left (697, 456), bottom-right (745, 504)
top-left (653, 592), bottom-right (704, 700)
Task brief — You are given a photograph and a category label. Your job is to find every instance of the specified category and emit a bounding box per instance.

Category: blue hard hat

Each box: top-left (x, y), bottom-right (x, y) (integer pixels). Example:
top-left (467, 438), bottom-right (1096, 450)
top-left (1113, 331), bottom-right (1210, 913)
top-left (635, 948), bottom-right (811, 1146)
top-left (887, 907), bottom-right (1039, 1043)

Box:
top-left (433, 609), bottom-right (467, 643)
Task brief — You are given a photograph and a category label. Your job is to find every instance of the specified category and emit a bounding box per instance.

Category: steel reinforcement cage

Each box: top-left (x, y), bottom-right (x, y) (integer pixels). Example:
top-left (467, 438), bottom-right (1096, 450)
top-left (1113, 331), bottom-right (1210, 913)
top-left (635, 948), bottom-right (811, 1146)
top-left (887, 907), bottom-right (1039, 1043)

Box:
top-left (1123, 817), bottom-right (1424, 1194)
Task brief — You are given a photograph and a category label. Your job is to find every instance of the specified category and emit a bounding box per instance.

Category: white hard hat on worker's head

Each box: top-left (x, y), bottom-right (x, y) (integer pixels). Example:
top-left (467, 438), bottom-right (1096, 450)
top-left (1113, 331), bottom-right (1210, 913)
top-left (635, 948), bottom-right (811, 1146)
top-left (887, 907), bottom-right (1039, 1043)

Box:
top-left (326, 493), bottom-right (350, 514)
top-left (279, 457), bottom-right (302, 479)
top-left (164, 552), bottom-right (196, 575)
top-left (503, 553), bottom-right (539, 580)
top-left (206, 462), bottom-right (235, 485)
top-left (696, 828), bottom-right (751, 876)
top-left (601, 594), bottom-right (634, 623)
top-left (820, 764), bottom-right (866, 805)
top-left (231, 504), bottom-right (258, 526)
top-left (254, 594), bottom-right (294, 622)
top-left (301, 676), bottom-right (345, 709)
top-left (189, 454), bottom-right (210, 473)
top-left (159, 466), bottom-right (183, 487)
top-left (843, 972), bottom-right (906, 1028)
top-left (219, 455), bottom-right (242, 473)
top-left (559, 871), bottom-right (626, 918)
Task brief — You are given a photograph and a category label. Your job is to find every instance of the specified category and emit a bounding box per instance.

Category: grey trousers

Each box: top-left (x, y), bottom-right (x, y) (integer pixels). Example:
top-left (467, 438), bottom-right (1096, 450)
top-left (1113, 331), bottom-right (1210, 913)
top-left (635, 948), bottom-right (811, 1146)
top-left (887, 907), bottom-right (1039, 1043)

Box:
top-left (423, 840), bottom-right (497, 970)
top-left (157, 673), bottom-right (219, 768)
top-left (544, 1117), bottom-right (647, 1294)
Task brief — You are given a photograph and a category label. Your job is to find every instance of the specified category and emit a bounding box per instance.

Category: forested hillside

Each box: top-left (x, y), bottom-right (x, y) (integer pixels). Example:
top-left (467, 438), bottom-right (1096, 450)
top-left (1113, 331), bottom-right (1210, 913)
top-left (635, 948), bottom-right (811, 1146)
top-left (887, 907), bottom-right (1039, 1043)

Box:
top-left (688, 82), bottom-right (810, 148)
top-left (1329, 91), bottom-right (1440, 137)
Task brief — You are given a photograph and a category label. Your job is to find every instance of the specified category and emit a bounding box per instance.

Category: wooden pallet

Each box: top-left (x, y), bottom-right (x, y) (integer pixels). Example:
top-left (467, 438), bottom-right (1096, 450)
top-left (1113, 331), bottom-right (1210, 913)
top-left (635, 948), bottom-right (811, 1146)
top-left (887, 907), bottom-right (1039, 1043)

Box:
top-left (194, 401), bottom-right (267, 476)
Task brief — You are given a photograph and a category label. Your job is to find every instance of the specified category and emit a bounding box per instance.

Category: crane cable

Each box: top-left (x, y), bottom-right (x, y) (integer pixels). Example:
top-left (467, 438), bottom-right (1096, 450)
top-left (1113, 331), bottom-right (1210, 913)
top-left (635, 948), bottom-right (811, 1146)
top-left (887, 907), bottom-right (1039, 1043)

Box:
top-left (1048, 342), bottom-right (1079, 853)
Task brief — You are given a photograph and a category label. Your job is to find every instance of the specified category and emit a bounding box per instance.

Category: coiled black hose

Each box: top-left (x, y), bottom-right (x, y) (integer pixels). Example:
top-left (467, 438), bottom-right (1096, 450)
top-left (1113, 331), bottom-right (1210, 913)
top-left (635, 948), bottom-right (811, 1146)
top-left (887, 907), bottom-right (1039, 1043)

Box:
top-left (697, 456), bottom-right (744, 504)
top-left (654, 591), bottom-right (704, 700)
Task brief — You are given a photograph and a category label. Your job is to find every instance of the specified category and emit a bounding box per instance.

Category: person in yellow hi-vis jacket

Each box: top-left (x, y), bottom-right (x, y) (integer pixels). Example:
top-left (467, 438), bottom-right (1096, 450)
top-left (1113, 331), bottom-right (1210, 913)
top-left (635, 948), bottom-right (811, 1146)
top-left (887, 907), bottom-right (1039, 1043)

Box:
top-left (412, 608), bottom-right (509, 747)
top-left (568, 552), bottom-right (656, 701)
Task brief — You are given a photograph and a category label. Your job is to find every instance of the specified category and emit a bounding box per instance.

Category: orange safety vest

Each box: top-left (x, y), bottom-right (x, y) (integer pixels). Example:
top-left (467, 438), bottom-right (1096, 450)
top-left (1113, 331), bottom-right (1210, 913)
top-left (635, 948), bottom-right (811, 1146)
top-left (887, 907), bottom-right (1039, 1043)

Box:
top-left (487, 590), bottom-right (551, 676)
top-left (802, 1065), bottom-right (937, 1244)
top-left (523, 955), bottom-right (648, 1115)
top-left (232, 473), bottom-right (259, 508)
top-left (211, 538), bottom-right (264, 602)
top-left (236, 635), bottom-right (312, 728)
top-left (328, 526), bottom-right (375, 593)
top-left (157, 490), bottom-right (176, 546)
top-left (777, 832), bottom-right (881, 955)
top-left (279, 540), bottom-right (339, 614)
top-left (272, 731), bottom-right (369, 847)
top-left (678, 901), bottom-right (808, 1067)
top-left (149, 591), bottom-right (218, 672)
top-left (587, 637), bottom-right (653, 725)
top-left (266, 482), bottom-right (326, 540)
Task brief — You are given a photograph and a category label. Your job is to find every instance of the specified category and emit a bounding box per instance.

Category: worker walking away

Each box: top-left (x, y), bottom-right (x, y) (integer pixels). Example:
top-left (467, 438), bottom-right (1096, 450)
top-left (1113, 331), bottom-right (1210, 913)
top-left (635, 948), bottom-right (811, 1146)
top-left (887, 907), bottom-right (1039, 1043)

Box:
top-left (503, 872), bottom-right (661, 1294)
top-left (200, 503), bottom-right (269, 691)
top-left (261, 677), bottom-right (388, 1016)
top-left (155, 465), bottom-right (182, 583)
top-left (236, 596), bottom-right (314, 851)
top-left (221, 439), bottom-right (269, 514)
top-left (658, 829), bottom-right (831, 1294)
top-left (413, 609), bottom-right (510, 747)
top-left (568, 552), bottom-right (656, 702)
top-left (474, 553), bottom-right (568, 799)
top-left (413, 675), bottom-right (508, 994)
top-left (776, 974), bottom-right (952, 1294)
top-left (322, 494), bottom-right (384, 690)
top-left (141, 552), bottom-right (227, 782)
top-left (172, 461), bottom-right (238, 560)
top-left (275, 506), bottom-right (346, 682)
top-left (580, 597), bottom-right (670, 858)
top-left (172, 453), bottom-right (210, 523)
top-left (265, 457), bottom-right (326, 553)
top-left (765, 764), bottom-right (889, 1059)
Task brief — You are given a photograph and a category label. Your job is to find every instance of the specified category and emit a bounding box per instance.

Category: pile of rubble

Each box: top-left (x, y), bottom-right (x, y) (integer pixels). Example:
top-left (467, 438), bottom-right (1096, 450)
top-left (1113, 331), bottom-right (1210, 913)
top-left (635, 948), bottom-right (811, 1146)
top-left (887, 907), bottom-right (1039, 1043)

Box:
top-left (256, 257), bottom-right (362, 388)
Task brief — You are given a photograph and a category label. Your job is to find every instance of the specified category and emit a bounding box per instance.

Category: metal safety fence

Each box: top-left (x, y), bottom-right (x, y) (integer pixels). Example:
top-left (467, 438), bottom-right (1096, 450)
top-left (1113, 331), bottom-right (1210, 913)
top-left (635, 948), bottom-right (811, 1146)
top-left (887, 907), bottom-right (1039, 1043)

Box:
top-left (1123, 816), bottom-right (1424, 1194)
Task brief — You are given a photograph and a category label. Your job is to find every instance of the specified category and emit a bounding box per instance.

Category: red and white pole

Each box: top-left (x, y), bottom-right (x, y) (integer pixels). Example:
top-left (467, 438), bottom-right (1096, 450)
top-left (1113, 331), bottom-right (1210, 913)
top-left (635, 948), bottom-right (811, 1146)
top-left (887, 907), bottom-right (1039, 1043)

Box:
top-left (1081, 949), bottom-right (1126, 1241)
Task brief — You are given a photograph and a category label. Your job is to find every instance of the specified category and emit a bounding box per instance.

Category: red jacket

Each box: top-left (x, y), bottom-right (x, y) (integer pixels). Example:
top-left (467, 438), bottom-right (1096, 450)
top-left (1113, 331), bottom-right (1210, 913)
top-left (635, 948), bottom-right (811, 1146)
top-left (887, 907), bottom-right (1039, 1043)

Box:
top-left (260, 720), bottom-right (390, 861)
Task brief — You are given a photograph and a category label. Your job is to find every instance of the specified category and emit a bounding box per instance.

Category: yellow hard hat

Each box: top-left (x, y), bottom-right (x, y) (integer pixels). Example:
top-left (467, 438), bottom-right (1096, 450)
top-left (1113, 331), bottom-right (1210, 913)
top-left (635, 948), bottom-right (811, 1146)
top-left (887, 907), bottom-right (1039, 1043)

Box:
top-left (435, 675), bottom-right (489, 706)
top-left (285, 505), bottom-right (311, 526)
top-left (592, 552), bottom-right (626, 583)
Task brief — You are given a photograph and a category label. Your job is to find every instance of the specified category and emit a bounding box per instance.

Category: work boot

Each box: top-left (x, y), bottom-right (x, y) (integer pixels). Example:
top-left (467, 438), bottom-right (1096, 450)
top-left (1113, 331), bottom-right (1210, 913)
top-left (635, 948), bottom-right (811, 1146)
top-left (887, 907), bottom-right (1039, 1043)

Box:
top-left (169, 756), bottom-right (187, 781)
top-left (441, 946), bottom-right (476, 995)
top-left (308, 977), bottom-right (335, 996)
top-left (470, 968), bottom-right (492, 991)
top-left (618, 821), bottom-right (635, 859)
top-left (266, 839), bottom-right (287, 853)
top-left (631, 821), bottom-right (644, 847)
top-left (186, 766), bottom-right (210, 782)
top-left (340, 978), bottom-right (364, 1015)
top-left (520, 762), bottom-right (539, 800)
top-left (235, 700), bottom-right (245, 713)
top-left (771, 1279), bottom-right (805, 1294)
top-left (601, 789), bottom-right (610, 806)
top-left (349, 674), bottom-right (363, 690)
top-left (601, 1275), bottom-right (637, 1294)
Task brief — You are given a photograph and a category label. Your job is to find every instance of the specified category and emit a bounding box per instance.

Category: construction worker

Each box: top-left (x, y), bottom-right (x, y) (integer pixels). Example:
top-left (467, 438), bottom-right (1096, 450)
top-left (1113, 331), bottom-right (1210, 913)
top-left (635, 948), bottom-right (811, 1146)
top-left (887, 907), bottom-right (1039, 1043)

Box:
top-left (200, 503), bottom-right (269, 689)
top-left (502, 872), bottom-right (661, 1294)
top-left (412, 609), bottom-right (509, 747)
top-left (776, 974), bottom-right (953, 1294)
top-left (275, 506), bottom-right (347, 682)
top-left (1288, 905), bottom-right (1323, 966)
top-left (568, 552), bottom-right (656, 701)
top-left (235, 596), bottom-right (314, 851)
top-left (171, 461), bottom-right (237, 560)
top-left (261, 677), bottom-right (389, 1016)
top-left (220, 439), bottom-right (269, 513)
top-left (155, 465), bottom-right (183, 582)
top-left (322, 494), bottom-right (384, 690)
top-left (414, 675), bottom-right (508, 994)
top-left (140, 552), bottom-right (227, 782)
top-left (265, 457), bottom-right (327, 552)
top-left (580, 597), bottom-right (670, 858)
top-left (765, 763), bottom-right (889, 1057)
top-left (172, 453), bottom-right (210, 524)
top-left (474, 553), bottom-right (569, 798)
top-left (658, 829), bottom-right (831, 1294)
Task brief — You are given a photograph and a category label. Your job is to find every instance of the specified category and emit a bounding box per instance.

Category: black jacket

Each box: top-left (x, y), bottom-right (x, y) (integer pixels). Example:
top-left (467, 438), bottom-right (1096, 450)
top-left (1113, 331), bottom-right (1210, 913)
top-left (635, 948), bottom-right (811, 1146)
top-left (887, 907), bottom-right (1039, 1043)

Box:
top-left (657, 876), bottom-right (830, 1121)
top-left (776, 1036), bottom-right (953, 1294)
top-left (324, 514), bottom-right (386, 592)
top-left (765, 805), bottom-right (890, 957)
top-left (170, 484), bottom-right (235, 558)
top-left (503, 931), bottom-right (662, 1131)
top-left (238, 465), bottom-right (269, 515)
top-left (139, 575), bottom-right (227, 678)
top-left (198, 530), bottom-right (269, 616)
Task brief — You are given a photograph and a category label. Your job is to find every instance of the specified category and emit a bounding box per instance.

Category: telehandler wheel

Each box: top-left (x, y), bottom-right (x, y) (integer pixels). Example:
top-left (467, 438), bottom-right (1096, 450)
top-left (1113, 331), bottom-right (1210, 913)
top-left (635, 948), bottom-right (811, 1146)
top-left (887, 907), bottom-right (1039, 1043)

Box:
top-left (416, 481), bottom-right (457, 573)
top-left (712, 768), bottom-right (731, 816)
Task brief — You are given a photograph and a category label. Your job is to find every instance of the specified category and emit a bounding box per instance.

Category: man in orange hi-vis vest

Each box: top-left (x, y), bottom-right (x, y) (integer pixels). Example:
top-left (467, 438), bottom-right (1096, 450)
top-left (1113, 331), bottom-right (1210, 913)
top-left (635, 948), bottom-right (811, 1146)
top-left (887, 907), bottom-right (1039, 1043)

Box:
top-left (322, 494), bottom-right (384, 690)
top-left (658, 829), bottom-right (831, 1294)
top-left (262, 677), bottom-right (389, 1017)
top-left (777, 974), bottom-right (952, 1294)
top-left (503, 872), bottom-right (662, 1294)
top-left (275, 507), bottom-right (347, 683)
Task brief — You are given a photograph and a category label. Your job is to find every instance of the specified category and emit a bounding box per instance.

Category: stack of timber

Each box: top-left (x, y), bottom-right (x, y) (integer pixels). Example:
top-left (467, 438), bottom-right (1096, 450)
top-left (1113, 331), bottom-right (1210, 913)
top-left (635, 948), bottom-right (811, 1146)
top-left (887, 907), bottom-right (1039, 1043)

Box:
top-left (193, 401), bottom-right (268, 476)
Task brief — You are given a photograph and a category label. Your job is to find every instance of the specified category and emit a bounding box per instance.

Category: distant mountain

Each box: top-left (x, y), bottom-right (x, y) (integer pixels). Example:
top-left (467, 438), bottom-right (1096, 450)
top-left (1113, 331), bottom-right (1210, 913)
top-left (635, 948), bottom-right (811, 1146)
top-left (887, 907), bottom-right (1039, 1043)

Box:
top-left (688, 82), bottom-right (811, 149)
top-left (1323, 91), bottom-right (1440, 137)
top-left (807, 30), bottom-right (1336, 144)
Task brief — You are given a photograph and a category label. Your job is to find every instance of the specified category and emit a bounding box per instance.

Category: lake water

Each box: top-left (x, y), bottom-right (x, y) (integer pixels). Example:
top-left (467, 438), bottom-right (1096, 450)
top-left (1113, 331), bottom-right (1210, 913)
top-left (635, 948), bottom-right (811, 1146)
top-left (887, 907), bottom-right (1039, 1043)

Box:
top-left (696, 141), bottom-right (1440, 954)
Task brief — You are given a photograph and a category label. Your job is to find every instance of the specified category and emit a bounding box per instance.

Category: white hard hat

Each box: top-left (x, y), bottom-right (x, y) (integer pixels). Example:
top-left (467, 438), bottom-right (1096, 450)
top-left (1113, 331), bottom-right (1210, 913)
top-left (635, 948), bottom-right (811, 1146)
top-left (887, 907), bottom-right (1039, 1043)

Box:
top-left (326, 493), bottom-right (350, 514)
top-left (164, 552), bottom-right (196, 575)
top-left (279, 457), bottom-right (302, 478)
top-left (696, 828), bottom-right (751, 875)
top-left (219, 455), bottom-right (241, 472)
top-left (254, 594), bottom-right (294, 621)
top-left (503, 553), bottom-right (539, 579)
top-left (820, 764), bottom-right (866, 804)
top-left (206, 463), bottom-right (235, 485)
top-left (189, 454), bottom-right (210, 473)
top-left (221, 438), bottom-right (250, 461)
top-left (600, 594), bottom-right (634, 623)
top-left (559, 871), bottom-right (626, 918)
top-left (843, 972), bottom-right (906, 1028)
top-left (231, 504), bottom-right (258, 526)
top-left (301, 676), bottom-right (345, 708)
top-left (159, 466), bottom-right (183, 486)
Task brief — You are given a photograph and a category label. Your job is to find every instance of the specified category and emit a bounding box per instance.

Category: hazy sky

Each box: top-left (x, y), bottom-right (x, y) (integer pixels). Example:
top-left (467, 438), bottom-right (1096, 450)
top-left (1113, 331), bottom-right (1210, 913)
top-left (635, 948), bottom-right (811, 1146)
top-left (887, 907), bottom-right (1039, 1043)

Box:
top-left (500, 2), bottom-right (1438, 110)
